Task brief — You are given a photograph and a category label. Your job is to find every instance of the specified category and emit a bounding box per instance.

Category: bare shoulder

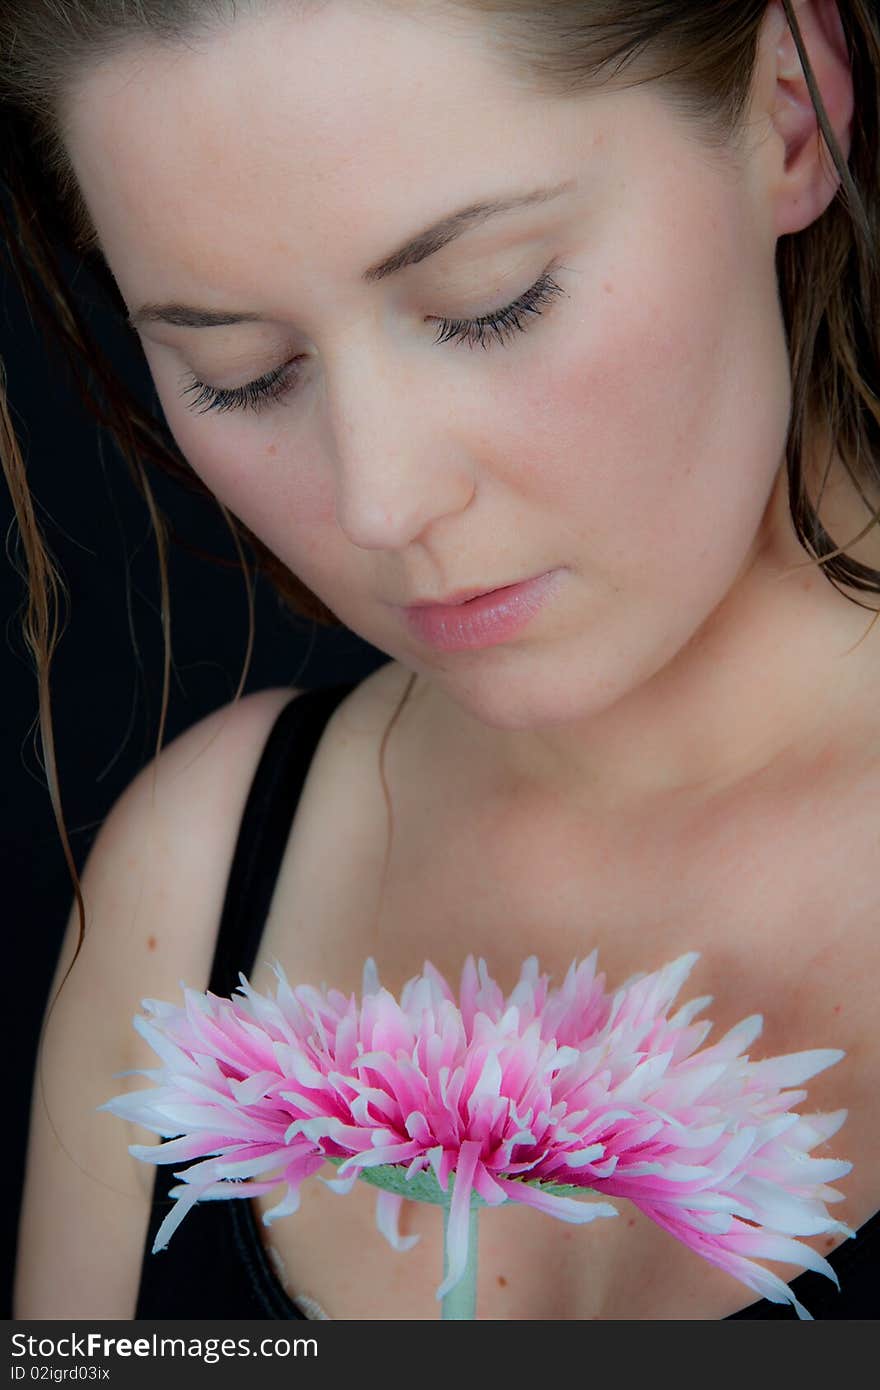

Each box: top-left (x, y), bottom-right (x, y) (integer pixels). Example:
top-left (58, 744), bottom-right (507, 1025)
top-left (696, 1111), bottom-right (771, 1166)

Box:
top-left (14, 683), bottom-right (303, 1318)
top-left (72, 686), bottom-right (313, 995)
top-left (272, 659), bottom-right (419, 796)
top-left (324, 657), bottom-right (418, 738)
top-left (117, 686), bottom-right (311, 984)
top-left (114, 667), bottom-right (414, 992)
top-left (15, 667), bottom-right (417, 1317)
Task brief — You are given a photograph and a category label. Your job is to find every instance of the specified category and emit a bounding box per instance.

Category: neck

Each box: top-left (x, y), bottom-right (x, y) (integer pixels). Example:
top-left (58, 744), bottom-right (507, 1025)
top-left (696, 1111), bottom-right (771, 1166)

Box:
top-left (425, 464), bottom-right (880, 815)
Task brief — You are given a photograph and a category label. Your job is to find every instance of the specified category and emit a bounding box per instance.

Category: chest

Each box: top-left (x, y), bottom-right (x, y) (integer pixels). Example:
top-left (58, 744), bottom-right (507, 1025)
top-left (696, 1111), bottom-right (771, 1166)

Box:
top-left (245, 720), bottom-right (880, 1318)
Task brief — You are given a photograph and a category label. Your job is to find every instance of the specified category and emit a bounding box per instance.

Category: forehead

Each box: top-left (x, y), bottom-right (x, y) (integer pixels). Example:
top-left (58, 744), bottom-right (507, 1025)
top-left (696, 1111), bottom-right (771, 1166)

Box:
top-left (58, 1), bottom-right (706, 307)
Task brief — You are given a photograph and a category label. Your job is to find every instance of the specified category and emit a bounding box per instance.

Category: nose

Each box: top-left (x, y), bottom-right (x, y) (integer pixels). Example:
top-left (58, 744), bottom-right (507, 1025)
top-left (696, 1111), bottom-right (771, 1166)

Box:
top-left (328, 351), bottom-right (476, 550)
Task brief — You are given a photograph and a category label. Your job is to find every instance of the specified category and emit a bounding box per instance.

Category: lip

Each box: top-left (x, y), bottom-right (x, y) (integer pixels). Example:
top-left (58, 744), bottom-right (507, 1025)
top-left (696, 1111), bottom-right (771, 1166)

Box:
top-left (398, 569), bottom-right (563, 651)
top-left (406, 582), bottom-right (508, 608)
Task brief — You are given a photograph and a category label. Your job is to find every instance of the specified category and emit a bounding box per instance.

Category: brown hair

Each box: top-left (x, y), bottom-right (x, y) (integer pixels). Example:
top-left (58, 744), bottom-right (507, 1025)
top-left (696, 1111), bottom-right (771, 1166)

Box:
top-left (2, 0), bottom-right (879, 998)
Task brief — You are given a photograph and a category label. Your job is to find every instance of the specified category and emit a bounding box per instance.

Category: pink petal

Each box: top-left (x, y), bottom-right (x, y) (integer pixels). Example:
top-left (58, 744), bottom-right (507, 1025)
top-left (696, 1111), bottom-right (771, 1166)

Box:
top-left (375, 1192), bottom-right (420, 1252)
top-left (501, 1180), bottom-right (619, 1224)
top-left (436, 1139), bottom-right (482, 1300)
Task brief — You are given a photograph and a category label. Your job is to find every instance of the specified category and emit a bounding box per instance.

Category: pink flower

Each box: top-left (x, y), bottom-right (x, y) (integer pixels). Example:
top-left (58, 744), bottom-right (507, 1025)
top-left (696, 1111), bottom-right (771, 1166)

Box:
top-left (102, 951), bottom-right (852, 1318)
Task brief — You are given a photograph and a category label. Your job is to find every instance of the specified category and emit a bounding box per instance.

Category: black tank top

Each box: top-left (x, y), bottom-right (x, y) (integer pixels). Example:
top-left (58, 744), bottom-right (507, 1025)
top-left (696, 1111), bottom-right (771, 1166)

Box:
top-left (134, 682), bottom-right (879, 1319)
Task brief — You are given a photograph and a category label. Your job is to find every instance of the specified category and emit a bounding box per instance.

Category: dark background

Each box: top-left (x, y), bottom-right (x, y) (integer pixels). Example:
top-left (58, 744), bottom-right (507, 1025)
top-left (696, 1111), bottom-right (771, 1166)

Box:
top-left (2, 226), bottom-right (386, 1318)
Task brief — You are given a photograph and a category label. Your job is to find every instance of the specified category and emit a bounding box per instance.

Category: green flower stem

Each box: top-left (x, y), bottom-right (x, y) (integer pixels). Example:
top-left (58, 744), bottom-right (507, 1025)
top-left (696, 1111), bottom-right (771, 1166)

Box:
top-left (440, 1204), bottom-right (479, 1320)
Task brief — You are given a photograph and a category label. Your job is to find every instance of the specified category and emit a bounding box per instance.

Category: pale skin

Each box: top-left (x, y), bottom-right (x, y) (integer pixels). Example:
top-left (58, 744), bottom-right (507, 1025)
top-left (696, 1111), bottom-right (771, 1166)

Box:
top-left (15, 0), bottom-right (880, 1318)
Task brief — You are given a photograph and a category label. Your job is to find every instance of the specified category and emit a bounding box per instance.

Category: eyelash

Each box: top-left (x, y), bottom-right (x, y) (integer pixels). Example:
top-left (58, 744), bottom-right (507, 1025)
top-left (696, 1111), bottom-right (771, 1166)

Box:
top-left (176, 268), bottom-right (568, 417)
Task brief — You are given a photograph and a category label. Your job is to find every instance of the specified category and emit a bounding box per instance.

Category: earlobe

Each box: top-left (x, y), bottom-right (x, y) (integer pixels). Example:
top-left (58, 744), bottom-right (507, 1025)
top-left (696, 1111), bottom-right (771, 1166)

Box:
top-left (767, 0), bottom-right (854, 237)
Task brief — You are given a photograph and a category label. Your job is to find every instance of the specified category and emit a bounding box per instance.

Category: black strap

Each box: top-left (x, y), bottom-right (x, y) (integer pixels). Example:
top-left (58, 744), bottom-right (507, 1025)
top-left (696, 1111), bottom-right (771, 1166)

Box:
top-left (136, 680), bottom-right (357, 1319)
top-left (207, 681), bottom-right (357, 998)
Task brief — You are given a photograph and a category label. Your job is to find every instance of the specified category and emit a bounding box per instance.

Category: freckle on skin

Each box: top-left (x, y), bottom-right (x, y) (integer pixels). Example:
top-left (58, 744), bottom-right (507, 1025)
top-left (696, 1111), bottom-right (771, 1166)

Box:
top-left (267, 443), bottom-right (277, 456)
top-left (147, 935), bottom-right (157, 951)
top-left (628, 1217), bottom-right (636, 1227)
top-left (497, 1275), bottom-right (507, 1288)
top-left (833, 1003), bottom-right (841, 1013)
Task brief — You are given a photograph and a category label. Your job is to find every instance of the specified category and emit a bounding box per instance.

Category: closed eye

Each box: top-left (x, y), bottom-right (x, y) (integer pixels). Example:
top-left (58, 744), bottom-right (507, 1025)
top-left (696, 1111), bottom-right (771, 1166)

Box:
top-left (429, 266), bottom-right (567, 349)
top-left (176, 266), bottom-right (569, 416)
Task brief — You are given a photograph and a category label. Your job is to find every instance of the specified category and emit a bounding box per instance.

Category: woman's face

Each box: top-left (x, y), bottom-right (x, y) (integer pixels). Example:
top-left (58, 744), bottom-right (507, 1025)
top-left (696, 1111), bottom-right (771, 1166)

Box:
top-left (63, 0), bottom-right (797, 733)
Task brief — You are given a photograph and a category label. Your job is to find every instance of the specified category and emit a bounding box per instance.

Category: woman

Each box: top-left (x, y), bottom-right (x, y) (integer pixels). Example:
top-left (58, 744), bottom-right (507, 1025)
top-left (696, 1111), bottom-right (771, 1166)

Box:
top-left (5, 0), bottom-right (880, 1318)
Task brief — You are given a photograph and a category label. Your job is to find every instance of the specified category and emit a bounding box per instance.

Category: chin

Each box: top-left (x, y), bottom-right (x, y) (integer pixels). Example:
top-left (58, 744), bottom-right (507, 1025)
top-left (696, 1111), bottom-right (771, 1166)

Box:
top-left (431, 659), bottom-right (628, 735)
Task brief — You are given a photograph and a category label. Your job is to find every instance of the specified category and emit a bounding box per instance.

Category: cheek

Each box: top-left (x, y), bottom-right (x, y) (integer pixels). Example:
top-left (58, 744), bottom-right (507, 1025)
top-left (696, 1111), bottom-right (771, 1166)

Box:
top-left (251, 437), bottom-right (339, 572)
top-left (508, 230), bottom-right (788, 587)
top-left (163, 408), bottom-right (340, 572)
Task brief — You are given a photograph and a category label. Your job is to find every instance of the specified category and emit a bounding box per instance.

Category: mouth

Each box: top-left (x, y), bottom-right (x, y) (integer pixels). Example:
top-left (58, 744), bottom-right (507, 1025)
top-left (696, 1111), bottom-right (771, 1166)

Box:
top-left (397, 570), bottom-right (564, 652)
top-left (404, 576), bottom-right (541, 609)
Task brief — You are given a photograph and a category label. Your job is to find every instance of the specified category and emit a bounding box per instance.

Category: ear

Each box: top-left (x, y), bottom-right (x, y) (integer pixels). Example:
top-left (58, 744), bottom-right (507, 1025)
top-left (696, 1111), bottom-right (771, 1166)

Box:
top-left (759, 0), bottom-right (854, 237)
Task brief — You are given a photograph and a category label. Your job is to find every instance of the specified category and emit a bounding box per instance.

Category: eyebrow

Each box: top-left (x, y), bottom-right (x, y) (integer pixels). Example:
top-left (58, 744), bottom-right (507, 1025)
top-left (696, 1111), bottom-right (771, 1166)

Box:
top-left (125, 179), bottom-right (575, 330)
